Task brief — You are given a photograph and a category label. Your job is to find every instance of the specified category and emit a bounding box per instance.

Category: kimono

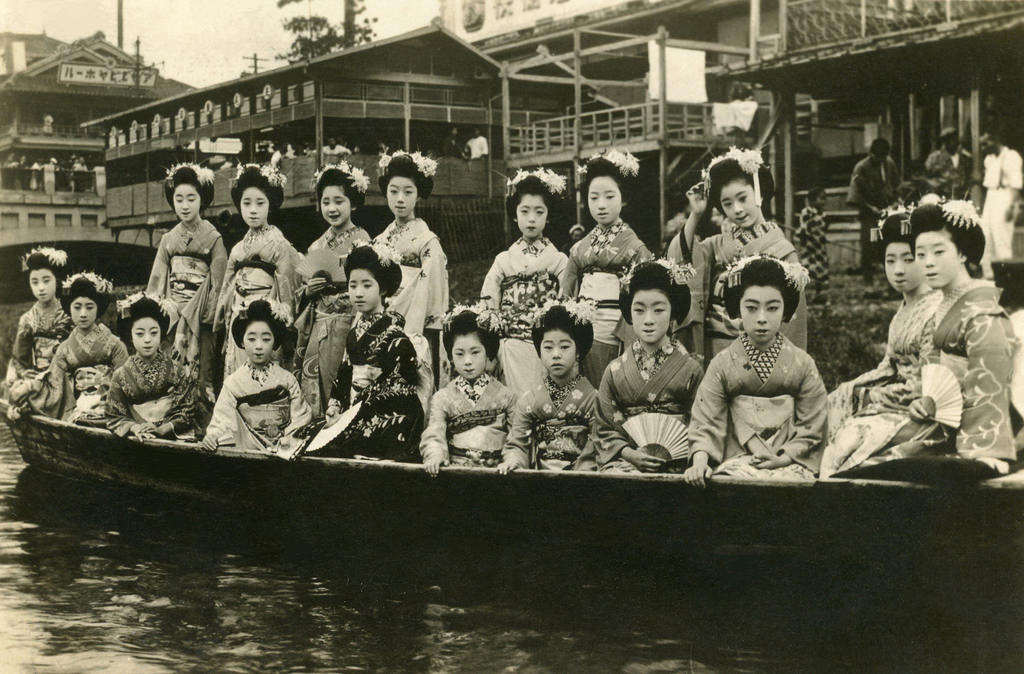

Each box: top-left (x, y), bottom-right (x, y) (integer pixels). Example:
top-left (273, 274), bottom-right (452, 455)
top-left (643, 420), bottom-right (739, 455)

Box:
top-left (562, 220), bottom-right (653, 386)
top-left (689, 335), bottom-right (827, 480)
top-left (293, 224), bottom-right (370, 415)
top-left (503, 374), bottom-right (599, 471)
top-left (4, 303), bottom-right (71, 409)
top-left (795, 206), bottom-right (829, 294)
top-left (419, 374), bottom-right (516, 468)
top-left (38, 323), bottom-right (129, 424)
top-left (594, 340), bottom-right (704, 473)
top-left (146, 219), bottom-right (227, 400)
top-left (215, 225), bottom-right (298, 379)
top-left (320, 311), bottom-right (425, 462)
top-left (205, 361), bottom-right (312, 456)
top-left (690, 221), bottom-right (807, 360)
top-left (666, 232), bottom-right (710, 362)
top-left (105, 352), bottom-right (199, 439)
top-left (480, 237), bottom-right (567, 397)
top-left (821, 290), bottom-right (944, 477)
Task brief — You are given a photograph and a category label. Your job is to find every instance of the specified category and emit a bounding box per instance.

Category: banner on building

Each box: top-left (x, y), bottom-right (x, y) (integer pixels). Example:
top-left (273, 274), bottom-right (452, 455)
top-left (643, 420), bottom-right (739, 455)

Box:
top-left (647, 43), bottom-right (707, 104)
top-left (443, 0), bottom-right (653, 42)
top-left (58, 62), bottom-right (157, 87)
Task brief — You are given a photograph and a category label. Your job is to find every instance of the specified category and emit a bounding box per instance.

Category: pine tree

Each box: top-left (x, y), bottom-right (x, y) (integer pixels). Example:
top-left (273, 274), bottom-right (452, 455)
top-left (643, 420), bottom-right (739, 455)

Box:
top-left (276, 0), bottom-right (377, 63)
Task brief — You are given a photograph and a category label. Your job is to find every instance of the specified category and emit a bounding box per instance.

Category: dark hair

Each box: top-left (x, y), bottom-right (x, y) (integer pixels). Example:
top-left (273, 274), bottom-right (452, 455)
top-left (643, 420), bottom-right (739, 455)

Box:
top-left (707, 158), bottom-right (775, 214)
top-left (869, 138), bottom-right (891, 155)
top-left (724, 257), bottom-right (801, 323)
top-left (807, 186), bottom-right (826, 203)
top-left (231, 299), bottom-right (288, 348)
top-left (120, 296), bottom-right (171, 342)
top-left (230, 165), bottom-right (284, 213)
top-left (581, 157), bottom-right (635, 205)
top-left (531, 305), bottom-right (593, 362)
top-left (344, 245), bottom-right (402, 299)
top-left (164, 165), bottom-right (215, 210)
top-left (618, 262), bottom-right (691, 325)
top-left (877, 211), bottom-right (913, 251)
top-left (506, 174), bottom-right (558, 221)
top-left (443, 310), bottom-right (501, 360)
top-left (61, 277), bottom-right (111, 317)
top-left (377, 153), bottom-right (433, 199)
top-left (909, 203), bottom-right (986, 267)
top-left (23, 251), bottom-right (64, 280)
top-left (315, 166), bottom-right (365, 209)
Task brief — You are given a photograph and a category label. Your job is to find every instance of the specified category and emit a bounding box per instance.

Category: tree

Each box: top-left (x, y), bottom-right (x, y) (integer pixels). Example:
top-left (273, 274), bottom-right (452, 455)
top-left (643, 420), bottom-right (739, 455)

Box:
top-left (277, 0), bottom-right (378, 63)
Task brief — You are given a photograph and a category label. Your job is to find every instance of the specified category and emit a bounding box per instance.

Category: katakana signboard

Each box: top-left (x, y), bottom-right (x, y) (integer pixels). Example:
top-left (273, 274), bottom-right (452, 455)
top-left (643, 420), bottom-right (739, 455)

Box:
top-left (58, 62), bottom-right (157, 87)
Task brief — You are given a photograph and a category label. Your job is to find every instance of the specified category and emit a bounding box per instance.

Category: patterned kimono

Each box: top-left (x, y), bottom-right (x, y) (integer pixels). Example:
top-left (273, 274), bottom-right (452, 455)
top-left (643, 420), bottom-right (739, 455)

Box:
top-left (481, 237), bottom-right (567, 397)
top-left (794, 207), bottom-right (829, 294)
top-left (693, 221), bottom-right (807, 359)
top-left (38, 323), bottom-right (129, 424)
top-left (666, 232), bottom-right (710, 361)
top-left (293, 224), bottom-right (370, 415)
top-left (146, 219), bottom-right (227, 400)
top-left (562, 220), bottom-right (653, 386)
top-left (689, 335), bottom-right (827, 480)
top-left (420, 374), bottom-right (516, 468)
top-left (821, 290), bottom-right (944, 477)
top-left (374, 218), bottom-right (449, 405)
top-left (105, 352), bottom-right (199, 439)
top-left (594, 340), bottom-right (704, 472)
top-left (5, 303), bottom-right (71, 409)
top-left (205, 361), bottom-right (312, 456)
top-left (321, 311), bottom-right (424, 462)
top-left (503, 374), bottom-right (599, 471)
top-left (215, 225), bottom-right (298, 379)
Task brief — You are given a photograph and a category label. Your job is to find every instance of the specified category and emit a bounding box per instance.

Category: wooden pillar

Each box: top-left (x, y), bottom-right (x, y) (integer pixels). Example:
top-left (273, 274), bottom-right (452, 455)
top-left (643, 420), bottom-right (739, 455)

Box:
top-left (749, 0), bottom-right (761, 62)
top-left (314, 80), bottom-right (324, 167)
top-left (657, 26), bottom-right (669, 240)
top-left (403, 81), bottom-right (411, 151)
top-left (783, 89), bottom-right (795, 232)
top-left (908, 92), bottom-right (919, 163)
top-left (970, 76), bottom-right (982, 204)
top-left (779, 0), bottom-right (788, 53)
top-left (573, 29), bottom-right (583, 226)
top-left (501, 66), bottom-right (512, 240)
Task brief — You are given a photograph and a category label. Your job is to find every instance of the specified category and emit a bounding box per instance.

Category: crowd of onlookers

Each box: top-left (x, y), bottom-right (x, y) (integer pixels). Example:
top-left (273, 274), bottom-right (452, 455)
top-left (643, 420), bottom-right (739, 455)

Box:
top-left (1, 153), bottom-right (97, 193)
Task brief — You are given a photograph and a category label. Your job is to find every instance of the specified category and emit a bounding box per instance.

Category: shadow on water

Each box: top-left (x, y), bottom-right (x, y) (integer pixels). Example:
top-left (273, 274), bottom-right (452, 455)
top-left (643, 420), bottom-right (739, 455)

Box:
top-left (1, 441), bottom-right (1023, 672)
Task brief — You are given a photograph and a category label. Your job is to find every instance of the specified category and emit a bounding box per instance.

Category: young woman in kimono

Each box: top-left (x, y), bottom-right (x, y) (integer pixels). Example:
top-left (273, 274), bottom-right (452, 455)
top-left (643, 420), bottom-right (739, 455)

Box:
top-left (594, 260), bottom-right (704, 473)
top-left (214, 164), bottom-right (298, 380)
top-left (481, 168), bottom-right (569, 398)
top-left (563, 149), bottom-right (654, 386)
top-left (680, 148), bottom-right (807, 360)
top-left (498, 299), bottom-right (600, 473)
top-left (373, 151), bottom-right (449, 406)
top-left (420, 304), bottom-right (517, 475)
top-left (146, 163), bottom-right (226, 404)
top-left (37, 272), bottom-right (129, 424)
top-left (317, 244), bottom-right (424, 462)
top-left (202, 299), bottom-right (311, 457)
top-left (293, 162), bottom-right (372, 415)
top-left (106, 293), bottom-right (199, 440)
top-left (820, 209), bottom-right (944, 477)
top-left (685, 256), bottom-right (826, 486)
top-left (5, 247), bottom-right (71, 419)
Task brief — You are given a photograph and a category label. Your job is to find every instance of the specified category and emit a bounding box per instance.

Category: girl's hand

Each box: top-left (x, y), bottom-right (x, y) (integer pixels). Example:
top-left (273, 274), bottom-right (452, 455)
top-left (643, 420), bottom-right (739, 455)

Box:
top-left (497, 461), bottom-right (519, 475)
top-left (305, 277), bottom-right (329, 297)
top-left (683, 452), bottom-right (712, 487)
top-left (621, 447), bottom-right (666, 473)
top-left (6, 405), bottom-right (22, 421)
top-left (751, 453), bottom-right (794, 470)
top-left (423, 457), bottom-right (444, 477)
top-left (686, 186), bottom-right (707, 216)
top-left (201, 434), bottom-right (219, 453)
top-left (132, 422), bottom-right (158, 440)
top-left (908, 396), bottom-right (936, 423)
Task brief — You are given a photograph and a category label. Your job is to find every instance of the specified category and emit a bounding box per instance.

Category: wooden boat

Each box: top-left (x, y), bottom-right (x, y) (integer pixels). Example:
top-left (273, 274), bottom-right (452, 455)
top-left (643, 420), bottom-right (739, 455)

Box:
top-left (4, 403), bottom-right (1024, 555)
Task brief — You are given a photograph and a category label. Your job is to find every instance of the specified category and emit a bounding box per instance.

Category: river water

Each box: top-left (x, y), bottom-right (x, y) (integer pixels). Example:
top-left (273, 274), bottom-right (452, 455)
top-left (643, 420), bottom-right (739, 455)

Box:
top-left (0, 425), bottom-right (1021, 673)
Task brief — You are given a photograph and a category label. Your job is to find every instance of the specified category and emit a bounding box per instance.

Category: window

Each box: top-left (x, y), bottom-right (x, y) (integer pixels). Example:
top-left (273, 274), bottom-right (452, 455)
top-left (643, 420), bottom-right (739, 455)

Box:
top-left (28, 213), bottom-right (46, 228)
top-left (55, 213), bottom-right (72, 228)
top-left (81, 214), bottom-right (99, 228)
top-left (1, 213), bottom-right (19, 230)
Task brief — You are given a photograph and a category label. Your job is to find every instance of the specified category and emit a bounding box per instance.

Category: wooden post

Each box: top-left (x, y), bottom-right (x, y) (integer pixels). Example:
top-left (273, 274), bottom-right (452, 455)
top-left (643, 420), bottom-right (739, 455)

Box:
top-left (779, 0), bottom-right (788, 53)
top-left (658, 26), bottom-right (669, 241)
top-left (783, 89), bottom-right (795, 232)
top-left (486, 93), bottom-right (494, 200)
top-left (749, 0), bottom-right (761, 62)
top-left (908, 92), bottom-right (918, 163)
top-left (970, 76), bottom-right (982, 204)
top-left (501, 66), bottom-right (512, 241)
top-left (314, 80), bottom-right (324, 167)
top-left (573, 29), bottom-right (583, 227)
top-left (403, 81), bottom-right (411, 151)
top-left (860, 0), bottom-right (867, 37)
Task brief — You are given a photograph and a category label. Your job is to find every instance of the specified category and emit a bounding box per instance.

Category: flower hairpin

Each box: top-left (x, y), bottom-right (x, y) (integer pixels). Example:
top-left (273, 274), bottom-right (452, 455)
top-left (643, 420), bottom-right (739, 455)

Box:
top-left (725, 255), bottom-right (810, 293)
top-left (377, 150), bottom-right (438, 178)
top-left (370, 242), bottom-right (402, 267)
top-left (234, 163), bottom-right (287, 188)
top-left (535, 297), bottom-right (597, 326)
top-left (704, 146), bottom-right (765, 202)
top-left (871, 204), bottom-right (912, 241)
top-left (312, 161), bottom-right (370, 194)
top-left (166, 162), bottom-right (215, 185)
top-left (444, 300), bottom-right (504, 334)
top-left (62, 271), bottom-right (114, 294)
top-left (238, 297), bottom-right (292, 323)
top-left (941, 199), bottom-right (982, 229)
top-left (116, 291), bottom-right (178, 321)
top-left (508, 168), bottom-right (568, 196)
top-left (576, 149), bottom-right (640, 179)
top-left (21, 246), bottom-right (68, 271)
top-left (621, 259), bottom-right (697, 290)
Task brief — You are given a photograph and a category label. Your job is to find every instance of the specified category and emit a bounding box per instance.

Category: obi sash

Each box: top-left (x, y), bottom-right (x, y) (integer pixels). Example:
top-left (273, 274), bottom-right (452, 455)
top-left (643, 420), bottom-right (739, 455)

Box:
top-left (449, 424), bottom-right (507, 466)
top-left (236, 385), bottom-right (293, 452)
top-left (729, 394), bottom-right (795, 458)
top-left (169, 255), bottom-right (210, 304)
top-left (233, 265), bottom-right (275, 299)
top-left (350, 363), bottom-right (382, 402)
top-left (536, 418), bottom-right (590, 466)
top-left (69, 364), bottom-right (112, 422)
top-left (32, 334), bottom-right (61, 371)
top-left (580, 271), bottom-right (621, 345)
top-left (130, 395), bottom-right (175, 424)
top-left (499, 271), bottom-right (560, 340)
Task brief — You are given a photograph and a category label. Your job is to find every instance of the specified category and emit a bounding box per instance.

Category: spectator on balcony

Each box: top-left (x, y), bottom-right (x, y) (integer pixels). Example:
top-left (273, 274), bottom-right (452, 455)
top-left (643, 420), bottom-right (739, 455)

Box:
top-left (979, 130), bottom-right (1023, 279)
top-left (29, 161), bottom-right (41, 191)
top-left (269, 143), bottom-right (283, 169)
top-left (465, 128), bottom-right (488, 160)
top-left (443, 127), bottom-right (464, 158)
top-left (847, 138), bottom-right (901, 283)
top-left (42, 114), bottom-right (54, 135)
top-left (925, 128), bottom-right (972, 200)
top-left (321, 137), bottom-right (350, 164)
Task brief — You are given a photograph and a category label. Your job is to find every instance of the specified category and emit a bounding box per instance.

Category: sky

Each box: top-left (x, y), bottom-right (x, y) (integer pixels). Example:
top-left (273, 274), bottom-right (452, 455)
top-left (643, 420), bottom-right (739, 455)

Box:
top-left (0, 0), bottom-right (441, 87)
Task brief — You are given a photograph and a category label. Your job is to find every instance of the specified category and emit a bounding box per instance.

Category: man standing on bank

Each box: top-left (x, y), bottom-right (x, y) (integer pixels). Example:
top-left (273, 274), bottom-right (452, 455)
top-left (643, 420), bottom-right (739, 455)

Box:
top-left (847, 138), bottom-right (901, 282)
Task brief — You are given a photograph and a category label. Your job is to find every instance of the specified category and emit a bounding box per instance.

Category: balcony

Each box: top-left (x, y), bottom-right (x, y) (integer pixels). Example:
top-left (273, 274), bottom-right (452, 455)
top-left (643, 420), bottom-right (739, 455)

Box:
top-left (0, 122), bottom-right (107, 153)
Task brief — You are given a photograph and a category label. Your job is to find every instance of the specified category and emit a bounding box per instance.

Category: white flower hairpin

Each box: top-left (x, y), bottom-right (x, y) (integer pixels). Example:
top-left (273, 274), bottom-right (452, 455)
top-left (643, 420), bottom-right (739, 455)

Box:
top-left (621, 258), bottom-right (697, 290)
top-left (166, 162), bottom-right (215, 185)
top-left (116, 291), bottom-right (179, 322)
top-left (725, 254), bottom-right (810, 293)
top-left (377, 150), bottom-right (438, 178)
top-left (871, 204), bottom-right (913, 241)
top-left (534, 297), bottom-right (597, 327)
top-left (238, 297), bottom-right (292, 323)
top-left (62, 271), bottom-right (114, 294)
top-left (444, 300), bottom-right (505, 334)
top-left (508, 168), bottom-right (568, 196)
top-left (370, 241), bottom-right (402, 267)
top-left (705, 146), bottom-right (766, 204)
top-left (21, 246), bottom-right (68, 271)
top-left (312, 161), bottom-right (370, 194)
top-left (576, 149), bottom-right (640, 179)
top-left (234, 163), bottom-right (287, 188)
top-left (941, 199), bottom-right (982, 229)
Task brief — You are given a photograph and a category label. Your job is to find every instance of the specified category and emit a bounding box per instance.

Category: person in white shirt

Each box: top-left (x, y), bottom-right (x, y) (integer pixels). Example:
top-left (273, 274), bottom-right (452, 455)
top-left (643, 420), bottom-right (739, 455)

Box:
top-left (980, 130), bottom-right (1023, 278)
top-left (465, 128), bottom-right (488, 160)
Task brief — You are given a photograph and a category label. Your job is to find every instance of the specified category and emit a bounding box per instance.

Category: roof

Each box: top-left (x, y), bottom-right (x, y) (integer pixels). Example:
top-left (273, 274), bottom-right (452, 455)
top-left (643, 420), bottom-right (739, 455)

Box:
top-left (0, 32), bottom-right (67, 65)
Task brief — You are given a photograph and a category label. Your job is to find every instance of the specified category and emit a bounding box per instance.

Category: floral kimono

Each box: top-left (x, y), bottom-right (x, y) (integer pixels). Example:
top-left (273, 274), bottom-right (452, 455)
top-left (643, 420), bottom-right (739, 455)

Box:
top-left (215, 225), bottom-right (298, 379)
top-left (146, 219), bottom-right (227, 400)
top-left (503, 374), bottom-right (599, 471)
top-left (821, 290), bottom-right (944, 477)
top-left (5, 303), bottom-right (71, 408)
top-left (594, 340), bottom-right (704, 472)
top-left (320, 311), bottom-right (425, 462)
top-left (205, 361), bottom-right (312, 456)
top-left (293, 224), bottom-right (370, 415)
top-left (689, 335), bottom-right (827, 480)
top-left (420, 374), bottom-right (516, 468)
top-left (481, 236), bottom-right (567, 397)
top-left (562, 220), bottom-right (653, 386)
top-left (38, 323), bottom-right (129, 424)
top-left (694, 221), bottom-right (807, 359)
top-left (106, 351), bottom-right (199, 439)
top-left (666, 232), bottom-right (710, 362)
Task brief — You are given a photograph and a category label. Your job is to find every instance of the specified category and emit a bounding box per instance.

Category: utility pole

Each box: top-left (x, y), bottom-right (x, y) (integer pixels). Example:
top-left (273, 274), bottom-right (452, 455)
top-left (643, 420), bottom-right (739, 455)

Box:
top-left (343, 0), bottom-right (356, 48)
top-left (117, 0), bottom-right (124, 49)
top-left (244, 53), bottom-right (269, 75)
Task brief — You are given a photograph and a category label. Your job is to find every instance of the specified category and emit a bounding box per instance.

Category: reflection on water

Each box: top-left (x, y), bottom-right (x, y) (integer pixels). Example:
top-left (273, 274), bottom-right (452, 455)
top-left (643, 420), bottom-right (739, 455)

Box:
top-left (0, 426), bottom-right (1022, 672)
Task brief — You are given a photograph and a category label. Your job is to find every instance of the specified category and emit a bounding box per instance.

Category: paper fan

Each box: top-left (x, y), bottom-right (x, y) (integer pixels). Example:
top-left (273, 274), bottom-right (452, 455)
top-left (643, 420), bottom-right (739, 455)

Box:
top-left (305, 402), bottom-right (362, 453)
top-left (296, 248), bottom-right (345, 282)
top-left (921, 363), bottom-right (963, 427)
top-left (622, 413), bottom-right (690, 462)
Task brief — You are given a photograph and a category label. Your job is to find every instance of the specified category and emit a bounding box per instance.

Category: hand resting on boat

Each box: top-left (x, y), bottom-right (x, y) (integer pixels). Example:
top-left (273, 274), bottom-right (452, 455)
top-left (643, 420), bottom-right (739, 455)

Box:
top-left (684, 451), bottom-right (713, 488)
top-left (907, 396), bottom-right (936, 423)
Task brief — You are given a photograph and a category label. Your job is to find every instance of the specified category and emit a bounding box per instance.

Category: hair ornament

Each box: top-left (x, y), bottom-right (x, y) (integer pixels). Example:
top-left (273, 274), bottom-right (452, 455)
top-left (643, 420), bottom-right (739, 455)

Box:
top-left (576, 149), bottom-right (640, 179)
top-left (21, 246), bottom-right (68, 271)
top-left (312, 161), bottom-right (370, 194)
top-left (725, 254), bottom-right (810, 293)
top-left (534, 297), bottom-right (596, 327)
top-left (166, 162), bottom-right (215, 185)
top-left (116, 291), bottom-right (178, 321)
top-left (234, 163), bottom-right (287, 188)
top-left (705, 146), bottom-right (765, 204)
top-left (370, 241), bottom-right (402, 267)
top-left (377, 150), bottom-right (438, 178)
top-left (941, 199), bottom-right (982, 229)
top-left (508, 167), bottom-right (568, 197)
top-left (621, 258), bottom-right (696, 290)
top-left (875, 203), bottom-right (913, 239)
top-left (444, 300), bottom-right (505, 334)
top-left (237, 297), bottom-right (292, 324)
top-left (62, 271), bottom-right (113, 294)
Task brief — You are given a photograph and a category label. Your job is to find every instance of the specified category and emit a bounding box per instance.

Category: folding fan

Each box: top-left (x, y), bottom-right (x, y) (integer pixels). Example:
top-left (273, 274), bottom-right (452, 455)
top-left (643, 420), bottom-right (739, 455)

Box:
top-left (622, 413), bottom-right (690, 462)
top-left (921, 363), bottom-right (963, 428)
top-left (305, 402), bottom-right (362, 454)
top-left (296, 248), bottom-right (346, 282)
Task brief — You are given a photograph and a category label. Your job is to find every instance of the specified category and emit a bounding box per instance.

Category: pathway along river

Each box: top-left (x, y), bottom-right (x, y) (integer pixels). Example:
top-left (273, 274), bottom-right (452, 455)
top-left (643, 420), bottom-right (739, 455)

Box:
top-left (0, 426), bottom-right (1021, 672)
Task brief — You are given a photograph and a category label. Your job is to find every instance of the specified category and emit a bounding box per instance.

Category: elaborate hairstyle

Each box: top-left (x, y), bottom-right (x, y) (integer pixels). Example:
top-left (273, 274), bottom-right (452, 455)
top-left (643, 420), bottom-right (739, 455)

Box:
top-left (377, 151), bottom-right (436, 199)
top-left (909, 200), bottom-right (986, 266)
top-left (61, 271), bottom-right (114, 316)
top-left (872, 206), bottom-right (913, 250)
top-left (230, 298), bottom-right (291, 348)
top-left (619, 259), bottom-right (695, 325)
top-left (230, 163), bottom-right (286, 212)
top-left (21, 246), bottom-right (68, 277)
top-left (313, 161), bottom-right (369, 209)
top-left (706, 148), bottom-right (775, 214)
top-left (164, 163), bottom-right (216, 210)
top-left (343, 244), bottom-right (403, 299)
top-left (117, 292), bottom-right (176, 340)
top-left (578, 150), bottom-right (639, 202)
top-left (505, 168), bottom-right (567, 220)
top-left (723, 256), bottom-right (808, 323)
top-left (442, 302), bottom-right (503, 360)
top-left (531, 299), bottom-right (595, 362)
